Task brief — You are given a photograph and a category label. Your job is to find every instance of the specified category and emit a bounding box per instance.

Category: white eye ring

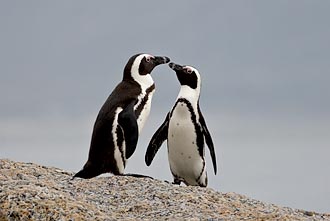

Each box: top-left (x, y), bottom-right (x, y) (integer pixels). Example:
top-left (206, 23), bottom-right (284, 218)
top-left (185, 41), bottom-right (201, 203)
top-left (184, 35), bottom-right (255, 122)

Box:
top-left (146, 57), bottom-right (151, 62)
top-left (187, 68), bottom-right (192, 74)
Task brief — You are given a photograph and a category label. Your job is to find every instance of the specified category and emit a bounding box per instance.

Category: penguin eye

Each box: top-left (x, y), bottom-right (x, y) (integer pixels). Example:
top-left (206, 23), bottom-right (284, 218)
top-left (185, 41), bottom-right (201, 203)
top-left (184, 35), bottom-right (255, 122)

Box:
top-left (186, 68), bottom-right (193, 74)
top-left (146, 57), bottom-right (151, 63)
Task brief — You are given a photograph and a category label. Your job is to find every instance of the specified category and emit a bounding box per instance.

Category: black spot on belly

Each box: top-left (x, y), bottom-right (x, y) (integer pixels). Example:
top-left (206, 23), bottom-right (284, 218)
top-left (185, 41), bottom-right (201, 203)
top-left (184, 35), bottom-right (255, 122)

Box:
top-left (188, 156), bottom-right (191, 159)
top-left (192, 141), bottom-right (195, 144)
top-left (176, 123), bottom-right (179, 126)
top-left (181, 152), bottom-right (183, 155)
top-left (172, 98), bottom-right (204, 157)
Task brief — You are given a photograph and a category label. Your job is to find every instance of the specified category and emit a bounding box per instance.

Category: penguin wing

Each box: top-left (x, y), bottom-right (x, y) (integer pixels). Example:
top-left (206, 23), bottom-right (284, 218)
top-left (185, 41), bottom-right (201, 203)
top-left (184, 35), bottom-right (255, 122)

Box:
top-left (145, 112), bottom-right (170, 166)
top-left (198, 107), bottom-right (217, 174)
top-left (118, 99), bottom-right (139, 159)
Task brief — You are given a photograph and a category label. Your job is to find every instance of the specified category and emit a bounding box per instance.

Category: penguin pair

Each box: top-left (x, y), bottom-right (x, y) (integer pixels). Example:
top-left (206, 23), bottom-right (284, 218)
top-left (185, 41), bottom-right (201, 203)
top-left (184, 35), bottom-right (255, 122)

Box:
top-left (75, 53), bottom-right (217, 187)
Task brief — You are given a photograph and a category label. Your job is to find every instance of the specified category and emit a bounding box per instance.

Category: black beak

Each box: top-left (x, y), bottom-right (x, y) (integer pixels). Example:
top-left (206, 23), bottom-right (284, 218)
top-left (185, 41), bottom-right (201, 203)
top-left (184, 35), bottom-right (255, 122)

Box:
top-left (154, 56), bottom-right (170, 65)
top-left (169, 62), bottom-right (183, 71)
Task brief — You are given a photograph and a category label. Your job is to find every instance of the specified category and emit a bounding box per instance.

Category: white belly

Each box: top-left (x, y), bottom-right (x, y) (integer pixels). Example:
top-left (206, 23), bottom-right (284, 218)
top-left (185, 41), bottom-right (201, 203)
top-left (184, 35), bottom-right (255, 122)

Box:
top-left (167, 103), bottom-right (205, 185)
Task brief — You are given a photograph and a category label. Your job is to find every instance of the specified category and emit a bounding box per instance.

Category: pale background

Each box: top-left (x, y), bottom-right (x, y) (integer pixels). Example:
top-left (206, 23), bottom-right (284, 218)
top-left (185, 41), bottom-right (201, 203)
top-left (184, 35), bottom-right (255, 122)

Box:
top-left (1, 1), bottom-right (329, 213)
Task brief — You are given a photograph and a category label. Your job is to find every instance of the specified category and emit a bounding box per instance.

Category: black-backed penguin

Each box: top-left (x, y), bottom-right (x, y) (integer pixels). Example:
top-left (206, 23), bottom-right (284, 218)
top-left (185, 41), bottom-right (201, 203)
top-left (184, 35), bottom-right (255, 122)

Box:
top-left (74, 53), bottom-right (170, 179)
top-left (145, 62), bottom-right (217, 187)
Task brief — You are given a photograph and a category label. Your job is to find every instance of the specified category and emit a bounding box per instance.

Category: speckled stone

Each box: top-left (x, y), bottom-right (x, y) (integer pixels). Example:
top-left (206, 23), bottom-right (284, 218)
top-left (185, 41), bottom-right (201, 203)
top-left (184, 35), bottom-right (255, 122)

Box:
top-left (0, 159), bottom-right (329, 220)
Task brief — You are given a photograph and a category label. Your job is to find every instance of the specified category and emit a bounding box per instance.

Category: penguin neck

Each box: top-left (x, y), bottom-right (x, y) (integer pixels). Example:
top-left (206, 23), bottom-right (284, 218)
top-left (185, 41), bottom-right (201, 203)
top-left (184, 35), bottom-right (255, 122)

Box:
top-left (130, 72), bottom-right (154, 92)
top-left (177, 85), bottom-right (200, 105)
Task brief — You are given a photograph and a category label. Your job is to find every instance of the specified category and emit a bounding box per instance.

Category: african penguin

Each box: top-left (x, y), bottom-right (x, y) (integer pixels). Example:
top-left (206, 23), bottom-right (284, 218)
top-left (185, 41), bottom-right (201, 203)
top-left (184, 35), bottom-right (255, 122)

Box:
top-left (74, 53), bottom-right (170, 179)
top-left (145, 62), bottom-right (217, 187)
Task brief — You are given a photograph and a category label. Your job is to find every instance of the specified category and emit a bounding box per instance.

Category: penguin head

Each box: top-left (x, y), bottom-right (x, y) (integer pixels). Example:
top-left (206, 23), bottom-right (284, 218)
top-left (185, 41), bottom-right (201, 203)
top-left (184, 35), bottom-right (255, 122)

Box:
top-left (123, 53), bottom-right (170, 83)
top-left (169, 62), bottom-right (201, 90)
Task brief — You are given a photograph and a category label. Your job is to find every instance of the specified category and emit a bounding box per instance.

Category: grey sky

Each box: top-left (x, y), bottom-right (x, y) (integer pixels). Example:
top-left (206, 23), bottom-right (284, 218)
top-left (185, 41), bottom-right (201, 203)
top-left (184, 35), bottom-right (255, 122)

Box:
top-left (1, 1), bottom-right (329, 213)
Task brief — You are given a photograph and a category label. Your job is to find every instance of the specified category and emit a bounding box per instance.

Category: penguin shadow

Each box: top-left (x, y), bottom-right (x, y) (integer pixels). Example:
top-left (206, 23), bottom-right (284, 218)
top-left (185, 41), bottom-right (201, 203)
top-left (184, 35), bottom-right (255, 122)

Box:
top-left (163, 180), bottom-right (200, 187)
top-left (119, 173), bottom-right (154, 179)
top-left (71, 173), bottom-right (154, 181)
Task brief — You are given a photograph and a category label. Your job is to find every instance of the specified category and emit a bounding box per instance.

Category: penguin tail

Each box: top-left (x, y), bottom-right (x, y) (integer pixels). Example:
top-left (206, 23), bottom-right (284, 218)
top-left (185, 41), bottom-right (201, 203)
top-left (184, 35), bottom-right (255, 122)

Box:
top-left (73, 169), bottom-right (91, 179)
top-left (73, 162), bottom-right (101, 179)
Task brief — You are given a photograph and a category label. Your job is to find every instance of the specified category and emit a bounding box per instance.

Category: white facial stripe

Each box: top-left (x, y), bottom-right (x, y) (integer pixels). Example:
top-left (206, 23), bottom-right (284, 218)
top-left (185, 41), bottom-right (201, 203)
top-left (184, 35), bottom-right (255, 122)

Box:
top-left (132, 53), bottom-right (152, 66)
top-left (130, 54), bottom-right (155, 91)
top-left (131, 54), bottom-right (146, 75)
top-left (145, 54), bottom-right (154, 59)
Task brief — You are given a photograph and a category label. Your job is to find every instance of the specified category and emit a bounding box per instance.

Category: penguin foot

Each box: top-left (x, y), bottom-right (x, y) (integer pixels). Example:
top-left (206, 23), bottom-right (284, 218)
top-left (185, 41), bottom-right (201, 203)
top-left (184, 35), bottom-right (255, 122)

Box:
top-left (172, 178), bottom-right (181, 185)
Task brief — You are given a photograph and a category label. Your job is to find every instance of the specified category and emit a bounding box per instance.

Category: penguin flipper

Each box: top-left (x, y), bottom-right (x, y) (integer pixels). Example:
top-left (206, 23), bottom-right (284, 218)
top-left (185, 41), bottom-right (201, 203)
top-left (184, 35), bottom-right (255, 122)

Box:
top-left (145, 112), bottom-right (170, 166)
top-left (198, 107), bottom-right (217, 175)
top-left (118, 99), bottom-right (139, 159)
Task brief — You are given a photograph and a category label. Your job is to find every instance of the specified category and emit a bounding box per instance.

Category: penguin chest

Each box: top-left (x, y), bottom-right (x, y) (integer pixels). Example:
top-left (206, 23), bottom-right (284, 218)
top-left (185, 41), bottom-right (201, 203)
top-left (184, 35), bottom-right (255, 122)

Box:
top-left (167, 102), bottom-right (204, 183)
top-left (134, 88), bottom-right (155, 134)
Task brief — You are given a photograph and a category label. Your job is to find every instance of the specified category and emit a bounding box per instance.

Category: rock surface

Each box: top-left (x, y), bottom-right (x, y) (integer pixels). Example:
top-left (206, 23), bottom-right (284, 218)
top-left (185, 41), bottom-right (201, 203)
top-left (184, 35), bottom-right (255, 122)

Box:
top-left (0, 159), bottom-right (329, 220)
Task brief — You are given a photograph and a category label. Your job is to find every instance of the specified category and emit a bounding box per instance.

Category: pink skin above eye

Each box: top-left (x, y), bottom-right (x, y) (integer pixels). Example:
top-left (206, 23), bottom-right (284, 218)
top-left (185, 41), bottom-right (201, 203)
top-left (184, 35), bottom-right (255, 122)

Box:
top-left (185, 67), bottom-right (193, 73)
top-left (145, 55), bottom-right (154, 62)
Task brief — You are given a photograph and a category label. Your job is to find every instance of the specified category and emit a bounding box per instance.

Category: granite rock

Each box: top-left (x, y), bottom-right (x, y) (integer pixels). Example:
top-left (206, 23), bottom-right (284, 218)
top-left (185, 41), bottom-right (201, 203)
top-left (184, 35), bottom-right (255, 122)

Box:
top-left (0, 159), bottom-right (329, 220)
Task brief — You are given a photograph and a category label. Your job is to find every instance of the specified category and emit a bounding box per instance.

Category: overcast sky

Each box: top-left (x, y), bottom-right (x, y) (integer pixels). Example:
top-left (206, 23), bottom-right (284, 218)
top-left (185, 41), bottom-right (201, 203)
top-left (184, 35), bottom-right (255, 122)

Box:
top-left (1, 1), bottom-right (329, 213)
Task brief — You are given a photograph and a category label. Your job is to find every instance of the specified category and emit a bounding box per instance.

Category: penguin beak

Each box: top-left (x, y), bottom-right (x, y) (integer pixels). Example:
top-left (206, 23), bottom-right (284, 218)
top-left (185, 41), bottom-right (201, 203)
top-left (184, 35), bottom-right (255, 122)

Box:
top-left (169, 62), bottom-right (183, 71)
top-left (154, 56), bottom-right (170, 66)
